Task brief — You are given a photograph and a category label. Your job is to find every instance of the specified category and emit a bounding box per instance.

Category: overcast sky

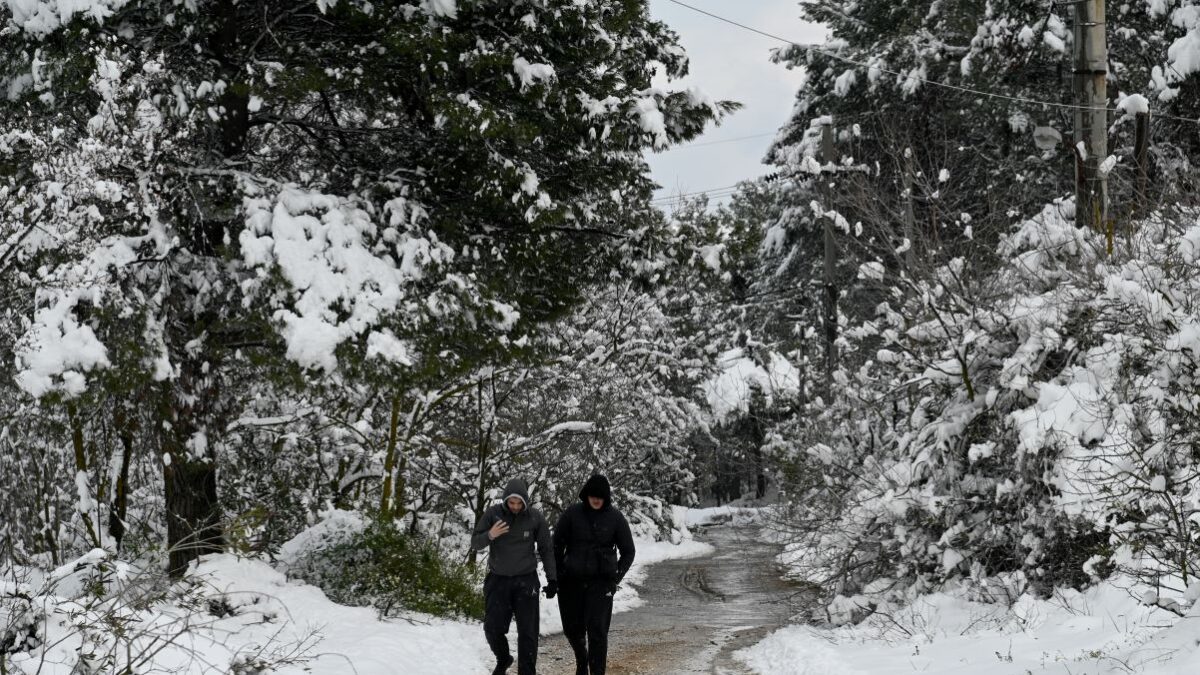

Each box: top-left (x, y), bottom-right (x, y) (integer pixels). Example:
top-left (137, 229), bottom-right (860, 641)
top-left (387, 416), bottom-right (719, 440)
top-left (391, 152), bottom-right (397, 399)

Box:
top-left (645, 1), bottom-right (827, 206)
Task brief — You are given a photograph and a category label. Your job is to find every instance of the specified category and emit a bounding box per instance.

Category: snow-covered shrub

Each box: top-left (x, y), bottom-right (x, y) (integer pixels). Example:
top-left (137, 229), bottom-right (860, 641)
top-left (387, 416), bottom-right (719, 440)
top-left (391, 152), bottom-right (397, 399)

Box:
top-left (777, 201), bottom-right (1200, 618)
top-left (1, 549), bottom-right (316, 674)
top-left (288, 522), bottom-right (484, 620)
top-left (0, 572), bottom-right (45, 667)
top-left (620, 493), bottom-right (692, 543)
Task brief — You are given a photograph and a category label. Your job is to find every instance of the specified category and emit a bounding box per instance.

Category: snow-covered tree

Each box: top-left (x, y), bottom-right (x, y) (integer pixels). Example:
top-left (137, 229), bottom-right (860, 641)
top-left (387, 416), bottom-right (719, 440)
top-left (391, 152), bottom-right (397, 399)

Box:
top-left (772, 0), bottom-right (1200, 253)
top-left (756, 195), bottom-right (1200, 623)
top-left (0, 0), bottom-right (731, 573)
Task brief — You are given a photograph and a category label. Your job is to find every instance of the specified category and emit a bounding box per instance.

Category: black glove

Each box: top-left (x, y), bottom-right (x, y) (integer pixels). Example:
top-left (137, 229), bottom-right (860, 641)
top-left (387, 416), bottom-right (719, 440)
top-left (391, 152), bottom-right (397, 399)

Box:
top-left (607, 580), bottom-right (618, 596)
top-left (543, 581), bottom-right (558, 599)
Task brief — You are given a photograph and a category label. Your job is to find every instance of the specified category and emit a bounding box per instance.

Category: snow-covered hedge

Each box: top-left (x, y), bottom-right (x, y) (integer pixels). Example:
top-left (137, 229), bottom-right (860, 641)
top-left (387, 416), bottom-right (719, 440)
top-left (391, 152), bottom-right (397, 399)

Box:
top-left (780, 200), bottom-right (1200, 619)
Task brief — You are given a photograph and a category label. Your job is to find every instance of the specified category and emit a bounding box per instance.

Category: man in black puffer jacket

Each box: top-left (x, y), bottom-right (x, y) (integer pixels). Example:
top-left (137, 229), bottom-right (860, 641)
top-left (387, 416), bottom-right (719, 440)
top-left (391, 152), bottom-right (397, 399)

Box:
top-left (553, 474), bottom-right (635, 675)
top-left (471, 478), bottom-right (557, 675)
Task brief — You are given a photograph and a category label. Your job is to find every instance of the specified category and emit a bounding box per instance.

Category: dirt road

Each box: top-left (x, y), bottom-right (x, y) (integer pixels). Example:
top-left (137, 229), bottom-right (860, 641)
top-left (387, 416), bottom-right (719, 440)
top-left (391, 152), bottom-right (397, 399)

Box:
top-left (537, 523), bottom-right (803, 675)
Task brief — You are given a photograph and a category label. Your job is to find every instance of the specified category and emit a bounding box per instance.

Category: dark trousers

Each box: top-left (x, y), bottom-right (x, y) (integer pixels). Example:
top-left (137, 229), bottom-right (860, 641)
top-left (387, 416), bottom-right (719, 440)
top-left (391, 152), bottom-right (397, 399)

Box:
top-left (483, 573), bottom-right (540, 674)
top-left (557, 578), bottom-right (614, 675)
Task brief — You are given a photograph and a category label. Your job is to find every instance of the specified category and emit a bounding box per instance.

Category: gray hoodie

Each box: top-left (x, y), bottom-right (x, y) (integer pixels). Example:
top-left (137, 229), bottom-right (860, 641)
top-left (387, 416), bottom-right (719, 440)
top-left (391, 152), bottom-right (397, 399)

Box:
top-left (471, 478), bottom-right (557, 581)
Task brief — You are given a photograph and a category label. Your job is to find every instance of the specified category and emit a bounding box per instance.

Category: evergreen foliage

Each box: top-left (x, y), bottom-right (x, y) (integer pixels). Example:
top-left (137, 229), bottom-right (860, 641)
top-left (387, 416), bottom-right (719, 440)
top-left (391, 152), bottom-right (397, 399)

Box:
top-left (290, 522), bottom-right (484, 620)
top-left (0, 0), bottom-right (730, 576)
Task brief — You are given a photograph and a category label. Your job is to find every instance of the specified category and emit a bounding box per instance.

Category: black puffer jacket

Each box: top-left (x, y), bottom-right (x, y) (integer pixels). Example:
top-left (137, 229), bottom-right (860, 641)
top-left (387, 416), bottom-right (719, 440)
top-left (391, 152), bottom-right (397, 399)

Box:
top-left (553, 475), bottom-right (635, 582)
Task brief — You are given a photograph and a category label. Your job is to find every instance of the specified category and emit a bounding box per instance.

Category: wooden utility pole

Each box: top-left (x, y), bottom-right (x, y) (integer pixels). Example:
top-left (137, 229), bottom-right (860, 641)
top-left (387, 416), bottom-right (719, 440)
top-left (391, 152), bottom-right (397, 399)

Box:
top-left (820, 121), bottom-right (838, 388)
top-left (1073, 0), bottom-right (1108, 229)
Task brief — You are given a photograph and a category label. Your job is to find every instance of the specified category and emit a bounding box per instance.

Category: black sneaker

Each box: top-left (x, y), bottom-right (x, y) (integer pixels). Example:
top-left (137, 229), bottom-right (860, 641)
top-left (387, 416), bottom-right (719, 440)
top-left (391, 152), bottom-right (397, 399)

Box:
top-left (491, 655), bottom-right (514, 675)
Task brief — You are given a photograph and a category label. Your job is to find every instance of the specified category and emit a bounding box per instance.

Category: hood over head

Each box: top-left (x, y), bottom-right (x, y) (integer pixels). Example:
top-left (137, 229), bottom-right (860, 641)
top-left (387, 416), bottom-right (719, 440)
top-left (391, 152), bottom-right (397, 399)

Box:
top-left (503, 478), bottom-right (531, 511)
top-left (579, 474), bottom-right (612, 505)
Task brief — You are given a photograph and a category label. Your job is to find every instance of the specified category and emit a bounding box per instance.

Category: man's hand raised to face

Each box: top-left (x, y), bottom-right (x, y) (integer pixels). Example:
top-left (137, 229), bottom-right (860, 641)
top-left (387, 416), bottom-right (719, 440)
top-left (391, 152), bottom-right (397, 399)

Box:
top-left (488, 520), bottom-right (510, 541)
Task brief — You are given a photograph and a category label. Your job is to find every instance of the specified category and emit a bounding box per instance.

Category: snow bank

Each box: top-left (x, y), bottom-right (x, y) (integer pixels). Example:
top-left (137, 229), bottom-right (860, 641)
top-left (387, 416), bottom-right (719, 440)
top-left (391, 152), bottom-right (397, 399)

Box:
top-left (737, 582), bottom-right (1200, 675)
top-left (4, 507), bottom-right (717, 675)
top-left (1, 550), bottom-right (489, 675)
top-left (195, 555), bottom-right (487, 675)
top-left (276, 507), bottom-right (366, 567)
top-left (684, 505), bottom-right (763, 527)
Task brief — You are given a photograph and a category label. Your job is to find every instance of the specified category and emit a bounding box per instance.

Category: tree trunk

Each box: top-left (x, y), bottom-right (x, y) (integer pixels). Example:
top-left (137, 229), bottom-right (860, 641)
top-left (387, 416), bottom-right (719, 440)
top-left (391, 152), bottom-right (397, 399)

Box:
top-left (158, 0), bottom-right (246, 578)
top-left (164, 456), bottom-right (223, 577)
top-left (394, 399), bottom-right (425, 521)
top-left (820, 122), bottom-right (839, 389)
top-left (467, 476), bottom-right (488, 566)
top-left (1134, 111), bottom-right (1151, 214)
top-left (378, 395), bottom-right (403, 521)
top-left (67, 402), bottom-right (100, 548)
top-left (748, 390), bottom-right (767, 500)
top-left (160, 368), bottom-right (225, 577)
top-left (108, 408), bottom-right (134, 550)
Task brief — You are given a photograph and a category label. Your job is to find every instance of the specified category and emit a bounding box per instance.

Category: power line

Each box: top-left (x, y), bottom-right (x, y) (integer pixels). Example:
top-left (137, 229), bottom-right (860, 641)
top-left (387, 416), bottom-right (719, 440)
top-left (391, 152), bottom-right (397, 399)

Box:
top-left (669, 131), bottom-right (777, 149)
top-left (664, 0), bottom-right (1192, 122)
top-left (649, 4), bottom-right (1200, 211)
top-left (1152, 110), bottom-right (1200, 124)
top-left (652, 192), bottom-right (737, 207)
top-left (651, 171), bottom-right (805, 205)
top-left (664, 111), bottom-right (890, 152)
top-left (651, 182), bottom-right (765, 203)
top-left (651, 186), bottom-right (740, 204)
top-left (662, 111), bottom-right (892, 159)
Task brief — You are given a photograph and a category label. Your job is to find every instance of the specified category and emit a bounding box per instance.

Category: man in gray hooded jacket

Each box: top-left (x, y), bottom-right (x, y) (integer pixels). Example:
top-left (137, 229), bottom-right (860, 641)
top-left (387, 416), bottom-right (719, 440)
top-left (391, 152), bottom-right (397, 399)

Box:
top-left (471, 478), bottom-right (557, 675)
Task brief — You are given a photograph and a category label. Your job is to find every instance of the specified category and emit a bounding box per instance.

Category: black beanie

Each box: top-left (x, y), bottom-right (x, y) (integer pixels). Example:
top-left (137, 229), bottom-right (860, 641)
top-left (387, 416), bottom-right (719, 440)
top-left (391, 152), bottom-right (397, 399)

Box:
top-left (580, 474), bottom-right (611, 501)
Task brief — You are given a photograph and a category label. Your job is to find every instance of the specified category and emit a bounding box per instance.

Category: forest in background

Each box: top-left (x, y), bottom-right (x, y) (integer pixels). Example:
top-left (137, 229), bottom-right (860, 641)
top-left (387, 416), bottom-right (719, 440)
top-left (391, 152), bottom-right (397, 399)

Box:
top-left (8, 0), bottom-right (1200, 671)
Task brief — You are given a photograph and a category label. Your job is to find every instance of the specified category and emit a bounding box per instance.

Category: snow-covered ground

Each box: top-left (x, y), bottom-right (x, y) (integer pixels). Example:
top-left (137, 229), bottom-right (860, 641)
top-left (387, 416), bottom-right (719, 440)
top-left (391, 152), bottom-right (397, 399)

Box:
top-left (736, 576), bottom-right (1200, 675)
top-left (3, 508), bottom-right (714, 675)
top-left (636, 505), bottom-right (1200, 675)
top-left (683, 504), bottom-right (765, 528)
top-left (56, 503), bottom-right (1200, 675)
